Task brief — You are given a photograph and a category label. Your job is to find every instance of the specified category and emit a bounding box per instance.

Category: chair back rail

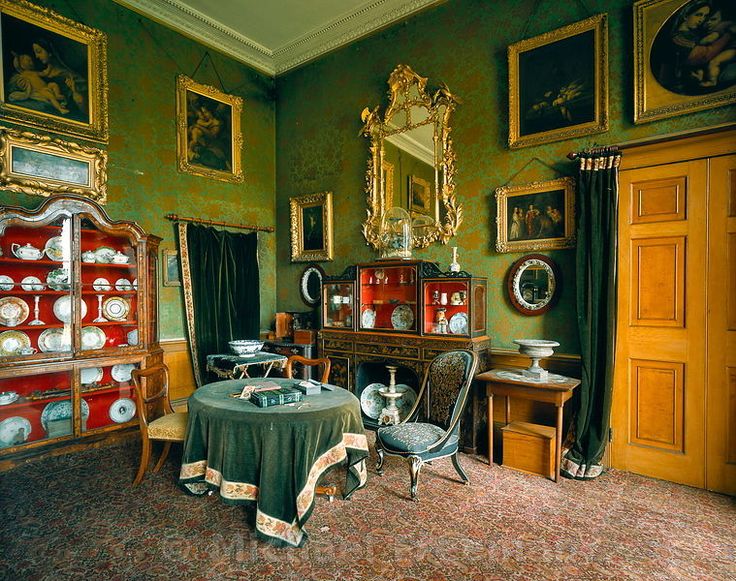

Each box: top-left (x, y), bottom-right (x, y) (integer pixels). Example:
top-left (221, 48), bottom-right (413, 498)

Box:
top-left (131, 364), bottom-right (174, 431)
top-left (284, 355), bottom-right (331, 383)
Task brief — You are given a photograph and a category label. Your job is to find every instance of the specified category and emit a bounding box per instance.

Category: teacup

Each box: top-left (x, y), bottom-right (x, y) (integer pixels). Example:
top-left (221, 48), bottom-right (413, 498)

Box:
top-left (82, 251), bottom-right (96, 263)
top-left (19, 347), bottom-right (37, 355)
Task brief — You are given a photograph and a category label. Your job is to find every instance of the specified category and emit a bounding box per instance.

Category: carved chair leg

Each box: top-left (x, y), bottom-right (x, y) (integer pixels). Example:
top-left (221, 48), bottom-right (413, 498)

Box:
top-left (376, 446), bottom-right (385, 475)
top-left (153, 441), bottom-right (171, 473)
top-left (133, 439), bottom-right (152, 486)
top-left (409, 455), bottom-right (423, 501)
top-left (451, 451), bottom-right (469, 484)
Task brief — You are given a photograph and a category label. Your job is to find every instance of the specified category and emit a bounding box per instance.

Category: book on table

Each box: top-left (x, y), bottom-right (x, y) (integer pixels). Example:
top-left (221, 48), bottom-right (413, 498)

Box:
top-left (250, 386), bottom-right (303, 408)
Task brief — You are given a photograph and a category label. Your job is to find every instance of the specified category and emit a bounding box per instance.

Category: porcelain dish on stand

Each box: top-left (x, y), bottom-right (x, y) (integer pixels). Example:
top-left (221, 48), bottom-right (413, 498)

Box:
top-left (93, 278), bottom-right (112, 291)
top-left (0, 391), bottom-right (19, 405)
top-left (109, 398), bottom-right (136, 423)
top-left (0, 275), bottom-right (14, 291)
top-left (81, 326), bottom-right (106, 350)
top-left (38, 328), bottom-right (71, 352)
top-left (111, 363), bottom-right (135, 382)
top-left (0, 416), bottom-right (31, 447)
top-left (448, 312), bottom-right (468, 335)
top-left (20, 276), bottom-right (44, 291)
top-left (80, 367), bottom-right (104, 386)
top-left (102, 297), bottom-right (130, 321)
top-left (53, 296), bottom-right (87, 324)
top-left (43, 236), bottom-right (65, 261)
top-left (361, 308), bottom-right (376, 329)
top-left (46, 268), bottom-right (70, 291)
top-left (0, 330), bottom-right (31, 356)
top-left (41, 400), bottom-right (89, 431)
top-left (0, 297), bottom-right (29, 327)
top-left (390, 304), bottom-right (414, 330)
top-left (360, 383), bottom-right (386, 419)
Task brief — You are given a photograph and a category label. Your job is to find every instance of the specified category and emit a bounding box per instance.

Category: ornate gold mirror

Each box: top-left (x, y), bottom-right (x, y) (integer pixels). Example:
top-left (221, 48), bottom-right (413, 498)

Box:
top-left (361, 65), bottom-right (461, 249)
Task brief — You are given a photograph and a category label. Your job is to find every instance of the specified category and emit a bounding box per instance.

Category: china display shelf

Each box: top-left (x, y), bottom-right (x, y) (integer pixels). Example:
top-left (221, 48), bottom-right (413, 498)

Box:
top-left (2, 392), bottom-right (72, 408)
top-left (0, 290), bottom-right (69, 296)
top-left (362, 300), bottom-right (417, 306)
top-left (0, 258), bottom-right (70, 266)
top-left (81, 384), bottom-right (133, 397)
top-left (81, 290), bottom-right (136, 296)
top-left (83, 320), bottom-right (137, 327)
top-left (2, 323), bottom-right (66, 331)
top-left (80, 263), bottom-right (137, 270)
top-left (426, 303), bottom-right (468, 309)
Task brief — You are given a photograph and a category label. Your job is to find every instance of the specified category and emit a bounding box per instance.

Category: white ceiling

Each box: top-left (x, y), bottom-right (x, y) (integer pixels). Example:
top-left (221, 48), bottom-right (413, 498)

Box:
top-left (114, 0), bottom-right (445, 76)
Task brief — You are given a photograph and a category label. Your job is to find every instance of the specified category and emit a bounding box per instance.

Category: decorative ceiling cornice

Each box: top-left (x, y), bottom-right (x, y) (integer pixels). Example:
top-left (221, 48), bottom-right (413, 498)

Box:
top-left (114, 0), bottom-right (445, 77)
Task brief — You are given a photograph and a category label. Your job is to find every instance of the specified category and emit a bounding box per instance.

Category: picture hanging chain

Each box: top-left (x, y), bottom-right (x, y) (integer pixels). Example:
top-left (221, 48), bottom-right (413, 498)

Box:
top-left (501, 156), bottom-right (563, 187)
top-left (520, 0), bottom-right (592, 39)
top-left (138, 18), bottom-right (185, 70)
top-left (190, 51), bottom-right (228, 93)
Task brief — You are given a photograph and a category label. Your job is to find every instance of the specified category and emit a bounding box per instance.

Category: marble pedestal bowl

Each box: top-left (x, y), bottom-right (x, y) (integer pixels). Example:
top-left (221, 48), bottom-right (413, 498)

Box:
top-left (513, 339), bottom-right (560, 381)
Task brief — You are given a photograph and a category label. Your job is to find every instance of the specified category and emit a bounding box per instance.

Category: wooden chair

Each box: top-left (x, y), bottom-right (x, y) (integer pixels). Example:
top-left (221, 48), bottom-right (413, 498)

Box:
top-left (131, 363), bottom-right (188, 486)
top-left (284, 354), bottom-right (336, 499)
top-left (284, 355), bottom-right (331, 383)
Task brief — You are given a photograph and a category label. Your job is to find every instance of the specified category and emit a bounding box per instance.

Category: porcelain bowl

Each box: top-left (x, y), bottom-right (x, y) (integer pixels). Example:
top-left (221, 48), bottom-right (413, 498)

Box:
top-left (228, 340), bottom-right (264, 357)
top-left (0, 391), bottom-right (19, 405)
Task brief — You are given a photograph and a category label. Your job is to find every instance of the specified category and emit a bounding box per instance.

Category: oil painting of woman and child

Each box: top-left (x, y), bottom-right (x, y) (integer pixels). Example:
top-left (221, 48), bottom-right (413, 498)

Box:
top-left (650, 0), bottom-right (736, 95)
top-left (507, 190), bottom-right (566, 243)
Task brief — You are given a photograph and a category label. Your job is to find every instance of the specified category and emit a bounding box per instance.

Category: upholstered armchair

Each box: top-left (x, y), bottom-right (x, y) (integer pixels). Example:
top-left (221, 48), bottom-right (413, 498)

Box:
top-left (375, 349), bottom-right (478, 500)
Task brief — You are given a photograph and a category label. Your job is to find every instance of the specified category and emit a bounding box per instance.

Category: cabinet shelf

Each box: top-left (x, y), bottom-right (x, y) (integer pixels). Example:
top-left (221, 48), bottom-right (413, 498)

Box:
top-left (81, 263), bottom-right (137, 270)
top-left (0, 257), bottom-right (70, 266)
top-left (0, 290), bottom-right (68, 295)
top-left (1, 323), bottom-right (66, 331)
top-left (362, 300), bottom-right (417, 306)
top-left (81, 384), bottom-right (133, 397)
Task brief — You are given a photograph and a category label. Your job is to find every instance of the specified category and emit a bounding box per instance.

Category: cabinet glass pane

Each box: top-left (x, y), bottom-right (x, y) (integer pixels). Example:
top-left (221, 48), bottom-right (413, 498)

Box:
top-left (324, 283), bottom-right (354, 329)
top-left (0, 370), bottom-right (73, 448)
top-left (359, 265), bottom-right (417, 331)
top-left (79, 217), bottom-right (139, 351)
top-left (80, 362), bottom-right (138, 431)
top-left (423, 280), bottom-right (470, 335)
top-left (0, 217), bottom-right (73, 358)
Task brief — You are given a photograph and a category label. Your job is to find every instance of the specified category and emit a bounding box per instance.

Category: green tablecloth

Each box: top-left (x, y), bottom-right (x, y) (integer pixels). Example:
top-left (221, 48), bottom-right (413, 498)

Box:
top-left (179, 378), bottom-right (369, 547)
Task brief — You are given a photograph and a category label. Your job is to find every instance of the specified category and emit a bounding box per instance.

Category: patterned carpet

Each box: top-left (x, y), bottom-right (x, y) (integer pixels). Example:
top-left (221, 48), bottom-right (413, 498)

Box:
top-left (1, 435), bottom-right (734, 581)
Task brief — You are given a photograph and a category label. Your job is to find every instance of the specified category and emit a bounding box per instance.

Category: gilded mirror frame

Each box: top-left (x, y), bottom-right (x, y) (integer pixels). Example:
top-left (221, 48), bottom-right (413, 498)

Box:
top-left (361, 64), bottom-right (462, 249)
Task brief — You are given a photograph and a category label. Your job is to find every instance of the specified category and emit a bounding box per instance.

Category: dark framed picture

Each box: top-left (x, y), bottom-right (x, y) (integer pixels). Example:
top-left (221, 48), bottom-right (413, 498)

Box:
top-left (508, 14), bottom-right (608, 149)
top-left (176, 75), bottom-right (243, 183)
top-left (162, 249), bottom-right (181, 287)
top-left (0, 0), bottom-right (108, 142)
top-left (0, 126), bottom-right (107, 202)
top-left (634, 0), bottom-right (736, 123)
top-left (495, 177), bottom-right (576, 253)
top-left (408, 175), bottom-right (437, 220)
top-left (289, 191), bottom-right (333, 262)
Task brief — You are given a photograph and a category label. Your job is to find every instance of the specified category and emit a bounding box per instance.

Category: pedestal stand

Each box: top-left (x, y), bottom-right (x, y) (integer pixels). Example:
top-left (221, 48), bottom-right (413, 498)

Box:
top-left (378, 365), bottom-right (405, 426)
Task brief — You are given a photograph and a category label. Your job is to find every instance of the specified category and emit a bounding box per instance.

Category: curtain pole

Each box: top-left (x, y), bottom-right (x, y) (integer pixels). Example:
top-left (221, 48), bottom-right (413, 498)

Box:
top-left (165, 213), bottom-right (274, 233)
top-left (567, 145), bottom-right (619, 160)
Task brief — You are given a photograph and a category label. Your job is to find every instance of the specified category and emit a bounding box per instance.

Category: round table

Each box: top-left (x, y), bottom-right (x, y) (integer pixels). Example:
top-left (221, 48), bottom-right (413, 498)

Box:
top-left (178, 378), bottom-right (369, 547)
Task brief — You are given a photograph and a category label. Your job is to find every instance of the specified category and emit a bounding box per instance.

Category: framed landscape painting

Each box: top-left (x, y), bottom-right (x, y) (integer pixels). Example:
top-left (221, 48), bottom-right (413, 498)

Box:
top-left (290, 191), bottom-right (334, 262)
top-left (634, 0), bottom-right (736, 123)
top-left (176, 75), bottom-right (243, 183)
top-left (508, 14), bottom-right (608, 149)
top-left (495, 177), bottom-right (576, 253)
top-left (0, 0), bottom-right (108, 142)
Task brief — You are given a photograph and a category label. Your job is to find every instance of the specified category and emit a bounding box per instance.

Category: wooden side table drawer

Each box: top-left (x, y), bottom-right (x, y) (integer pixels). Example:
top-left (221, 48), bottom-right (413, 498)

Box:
top-left (501, 421), bottom-right (556, 480)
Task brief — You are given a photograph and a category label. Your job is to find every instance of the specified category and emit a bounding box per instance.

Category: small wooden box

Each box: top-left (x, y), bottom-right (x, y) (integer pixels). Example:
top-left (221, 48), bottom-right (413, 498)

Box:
top-left (501, 421), bottom-right (555, 480)
top-left (274, 313), bottom-right (293, 339)
top-left (293, 329), bottom-right (316, 345)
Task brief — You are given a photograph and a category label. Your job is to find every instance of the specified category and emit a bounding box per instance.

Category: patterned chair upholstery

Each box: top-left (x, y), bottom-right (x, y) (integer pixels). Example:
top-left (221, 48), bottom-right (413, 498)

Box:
top-left (375, 349), bottom-right (478, 500)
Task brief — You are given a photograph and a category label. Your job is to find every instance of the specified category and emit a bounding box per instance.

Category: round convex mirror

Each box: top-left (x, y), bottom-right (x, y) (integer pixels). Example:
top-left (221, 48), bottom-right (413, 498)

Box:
top-left (507, 254), bottom-right (560, 316)
top-left (299, 264), bottom-right (324, 306)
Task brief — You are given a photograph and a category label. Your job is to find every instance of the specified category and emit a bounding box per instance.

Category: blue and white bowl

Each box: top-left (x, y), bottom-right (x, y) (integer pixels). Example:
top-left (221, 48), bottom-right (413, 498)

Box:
top-left (228, 340), bottom-right (264, 357)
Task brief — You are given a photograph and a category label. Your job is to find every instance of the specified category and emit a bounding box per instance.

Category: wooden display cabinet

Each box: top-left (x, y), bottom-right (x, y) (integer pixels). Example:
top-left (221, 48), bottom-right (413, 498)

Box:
top-left (0, 195), bottom-right (161, 470)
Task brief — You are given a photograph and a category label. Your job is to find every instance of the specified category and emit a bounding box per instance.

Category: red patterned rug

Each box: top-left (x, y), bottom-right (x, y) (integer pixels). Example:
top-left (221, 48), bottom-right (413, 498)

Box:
top-left (1, 435), bottom-right (734, 580)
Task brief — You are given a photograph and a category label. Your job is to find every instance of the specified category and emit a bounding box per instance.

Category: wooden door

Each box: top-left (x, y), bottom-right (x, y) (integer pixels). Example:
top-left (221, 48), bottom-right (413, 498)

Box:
top-left (706, 154), bottom-right (736, 494)
top-left (612, 160), bottom-right (708, 487)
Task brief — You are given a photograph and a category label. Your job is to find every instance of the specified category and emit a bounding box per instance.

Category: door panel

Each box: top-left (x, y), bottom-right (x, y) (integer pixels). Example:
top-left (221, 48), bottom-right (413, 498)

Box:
top-left (630, 237), bottom-right (685, 327)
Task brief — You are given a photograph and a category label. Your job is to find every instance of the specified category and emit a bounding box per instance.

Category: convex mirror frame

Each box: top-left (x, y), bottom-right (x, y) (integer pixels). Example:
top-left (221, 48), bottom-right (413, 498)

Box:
top-left (507, 254), bottom-right (560, 316)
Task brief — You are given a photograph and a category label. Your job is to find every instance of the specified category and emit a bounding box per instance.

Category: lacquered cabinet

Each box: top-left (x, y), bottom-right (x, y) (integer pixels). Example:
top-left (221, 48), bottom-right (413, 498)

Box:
top-left (0, 195), bottom-right (161, 468)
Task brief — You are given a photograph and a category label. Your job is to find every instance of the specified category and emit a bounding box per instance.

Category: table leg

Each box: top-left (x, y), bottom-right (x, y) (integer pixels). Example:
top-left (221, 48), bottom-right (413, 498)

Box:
top-left (487, 393), bottom-right (494, 467)
top-left (263, 362), bottom-right (274, 377)
top-left (555, 404), bottom-right (563, 482)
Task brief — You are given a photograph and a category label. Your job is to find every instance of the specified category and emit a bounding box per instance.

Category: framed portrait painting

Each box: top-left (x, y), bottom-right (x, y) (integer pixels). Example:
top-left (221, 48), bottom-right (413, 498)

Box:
top-left (176, 75), bottom-right (243, 183)
top-left (508, 14), bottom-right (608, 149)
top-left (0, 126), bottom-right (107, 202)
top-left (162, 249), bottom-right (181, 287)
top-left (408, 175), bottom-right (437, 221)
top-left (0, 0), bottom-right (108, 142)
top-left (290, 191), bottom-right (334, 262)
top-left (495, 177), bottom-right (575, 253)
top-left (634, 0), bottom-right (736, 123)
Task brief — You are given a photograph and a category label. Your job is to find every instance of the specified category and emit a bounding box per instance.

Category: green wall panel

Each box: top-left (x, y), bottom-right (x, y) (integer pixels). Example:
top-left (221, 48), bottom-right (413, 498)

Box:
top-left (275, 0), bottom-right (735, 354)
top-left (0, 0), bottom-right (276, 340)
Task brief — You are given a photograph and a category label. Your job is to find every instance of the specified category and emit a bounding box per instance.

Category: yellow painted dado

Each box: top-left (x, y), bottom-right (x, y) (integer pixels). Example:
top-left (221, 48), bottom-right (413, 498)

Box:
top-left (161, 339), bottom-right (196, 404)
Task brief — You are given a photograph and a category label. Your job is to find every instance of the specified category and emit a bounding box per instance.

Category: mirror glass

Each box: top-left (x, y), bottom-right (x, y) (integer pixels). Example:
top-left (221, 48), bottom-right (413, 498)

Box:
top-left (361, 65), bottom-right (461, 249)
top-left (299, 264), bottom-right (324, 306)
top-left (507, 254), bottom-right (559, 316)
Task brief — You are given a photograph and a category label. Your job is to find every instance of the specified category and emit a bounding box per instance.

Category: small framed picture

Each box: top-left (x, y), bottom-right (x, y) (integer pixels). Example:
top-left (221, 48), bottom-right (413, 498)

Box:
top-left (0, 126), bottom-right (107, 203)
top-left (176, 75), bottom-right (243, 183)
top-left (162, 249), bottom-right (181, 287)
top-left (508, 14), bottom-right (608, 149)
top-left (408, 175), bottom-right (436, 220)
top-left (290, 191), bottom-right (334, 262)
top-left (495, 177), bottom-right (576, 253)
top-left (634, 0), bottom-right (736, 123)
top-left (0, 0), bottom-right (109, 142)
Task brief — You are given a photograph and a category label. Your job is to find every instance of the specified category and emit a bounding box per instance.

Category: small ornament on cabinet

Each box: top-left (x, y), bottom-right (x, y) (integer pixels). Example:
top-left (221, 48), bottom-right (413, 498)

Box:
top-left (449, 246), bottom-right (461, 273)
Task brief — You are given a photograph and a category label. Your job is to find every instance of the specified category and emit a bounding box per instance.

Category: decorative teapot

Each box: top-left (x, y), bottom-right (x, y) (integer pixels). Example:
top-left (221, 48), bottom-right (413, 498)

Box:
top-left (11, 243), bottom-right (43, 260)
top-left (82, 250), bottom-right (96, 263)
top-left (111, 251), bottom-right (129, 264)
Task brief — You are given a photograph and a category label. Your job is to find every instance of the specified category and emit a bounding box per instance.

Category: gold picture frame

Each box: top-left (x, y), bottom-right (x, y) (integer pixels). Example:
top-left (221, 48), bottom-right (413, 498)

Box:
top-left (495, 177), bottom-right (575, 253)
top-left (290, 191), bottom-right (334, 262)
top-left (634, 0), bottom-right (736, 124)
top-left (508, 14), bottom-right (608, 149)
top-left (0, 126), bottom-right (107, 203)
top-left (176, 75), bottom-right (243, 183)
top-left (0, 0), bottom-right (108, 142)
top-left (162, 249), bottom-right (181, 287)
top-left (408, 174), bottom-right (437, 220)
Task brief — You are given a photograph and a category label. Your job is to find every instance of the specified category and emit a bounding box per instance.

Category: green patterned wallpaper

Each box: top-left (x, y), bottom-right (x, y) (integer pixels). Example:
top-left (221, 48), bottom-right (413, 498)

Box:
top-left (0, 0), bottom-right (277, 339)
top-left (275, 0), bottom-right (735, 354)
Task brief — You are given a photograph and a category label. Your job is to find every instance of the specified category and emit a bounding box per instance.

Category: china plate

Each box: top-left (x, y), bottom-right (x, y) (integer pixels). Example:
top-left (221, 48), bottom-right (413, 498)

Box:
top-left (0, 330), bottom-right (31, 356)
top-left (361, 308), bottom-right (376, 329)
top-left (360, 382), bottom-right (386, 420)
top-left (0, 296), bottom-right (29, 327)
top-left (41, 399), bottom-right (89, 430)
top-left (111, 363), bottom-right (135, 382)
top-left (109, 398), bottom-right (136, 423)
top-left (38, 328), bottom-right (71, 353)
top-left (80, 367), bottom-right (103, 385)
top-left (115, 278), bottom-right (133, 291)
top-left (448, 312), bottom-right (468, 335)
top-left (0, 275), bottom-right (14, 291)
top-left (93, 277), bottom-right (112, 291)
top-left (94, 246), bottom-right (116, 263)
top-left (102, 297), bottom-right (129, 321)
top-left (53, 296), bottom-right (87, 324)
top-left (46, 268), bottom-right (70, 291)
top-left (127, 329), bottom-right (139, 346)
top-left (44, 236), bottom-right (65, 261)
top-left (0, 416), bottom-right (31, 448)
top-left (390, 304), bottom-right (414, 331)
top-left (20, 276), bottom-right (44, 291)
top-left (81, 326), bottom-right (105, 350)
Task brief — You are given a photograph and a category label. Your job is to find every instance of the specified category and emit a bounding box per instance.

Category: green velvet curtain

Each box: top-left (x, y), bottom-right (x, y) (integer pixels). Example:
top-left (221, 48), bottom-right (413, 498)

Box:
top-left (562, 149), bottom-right (621, 480)
top-left (178, 223), bottom-right (260, 387)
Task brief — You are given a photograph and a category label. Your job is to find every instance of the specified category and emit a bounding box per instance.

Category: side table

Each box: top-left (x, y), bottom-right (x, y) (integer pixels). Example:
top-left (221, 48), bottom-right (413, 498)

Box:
top-left (206, 352), bottom-right (288, 380)
top-left (476, 368), bottom-right (580, 482)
